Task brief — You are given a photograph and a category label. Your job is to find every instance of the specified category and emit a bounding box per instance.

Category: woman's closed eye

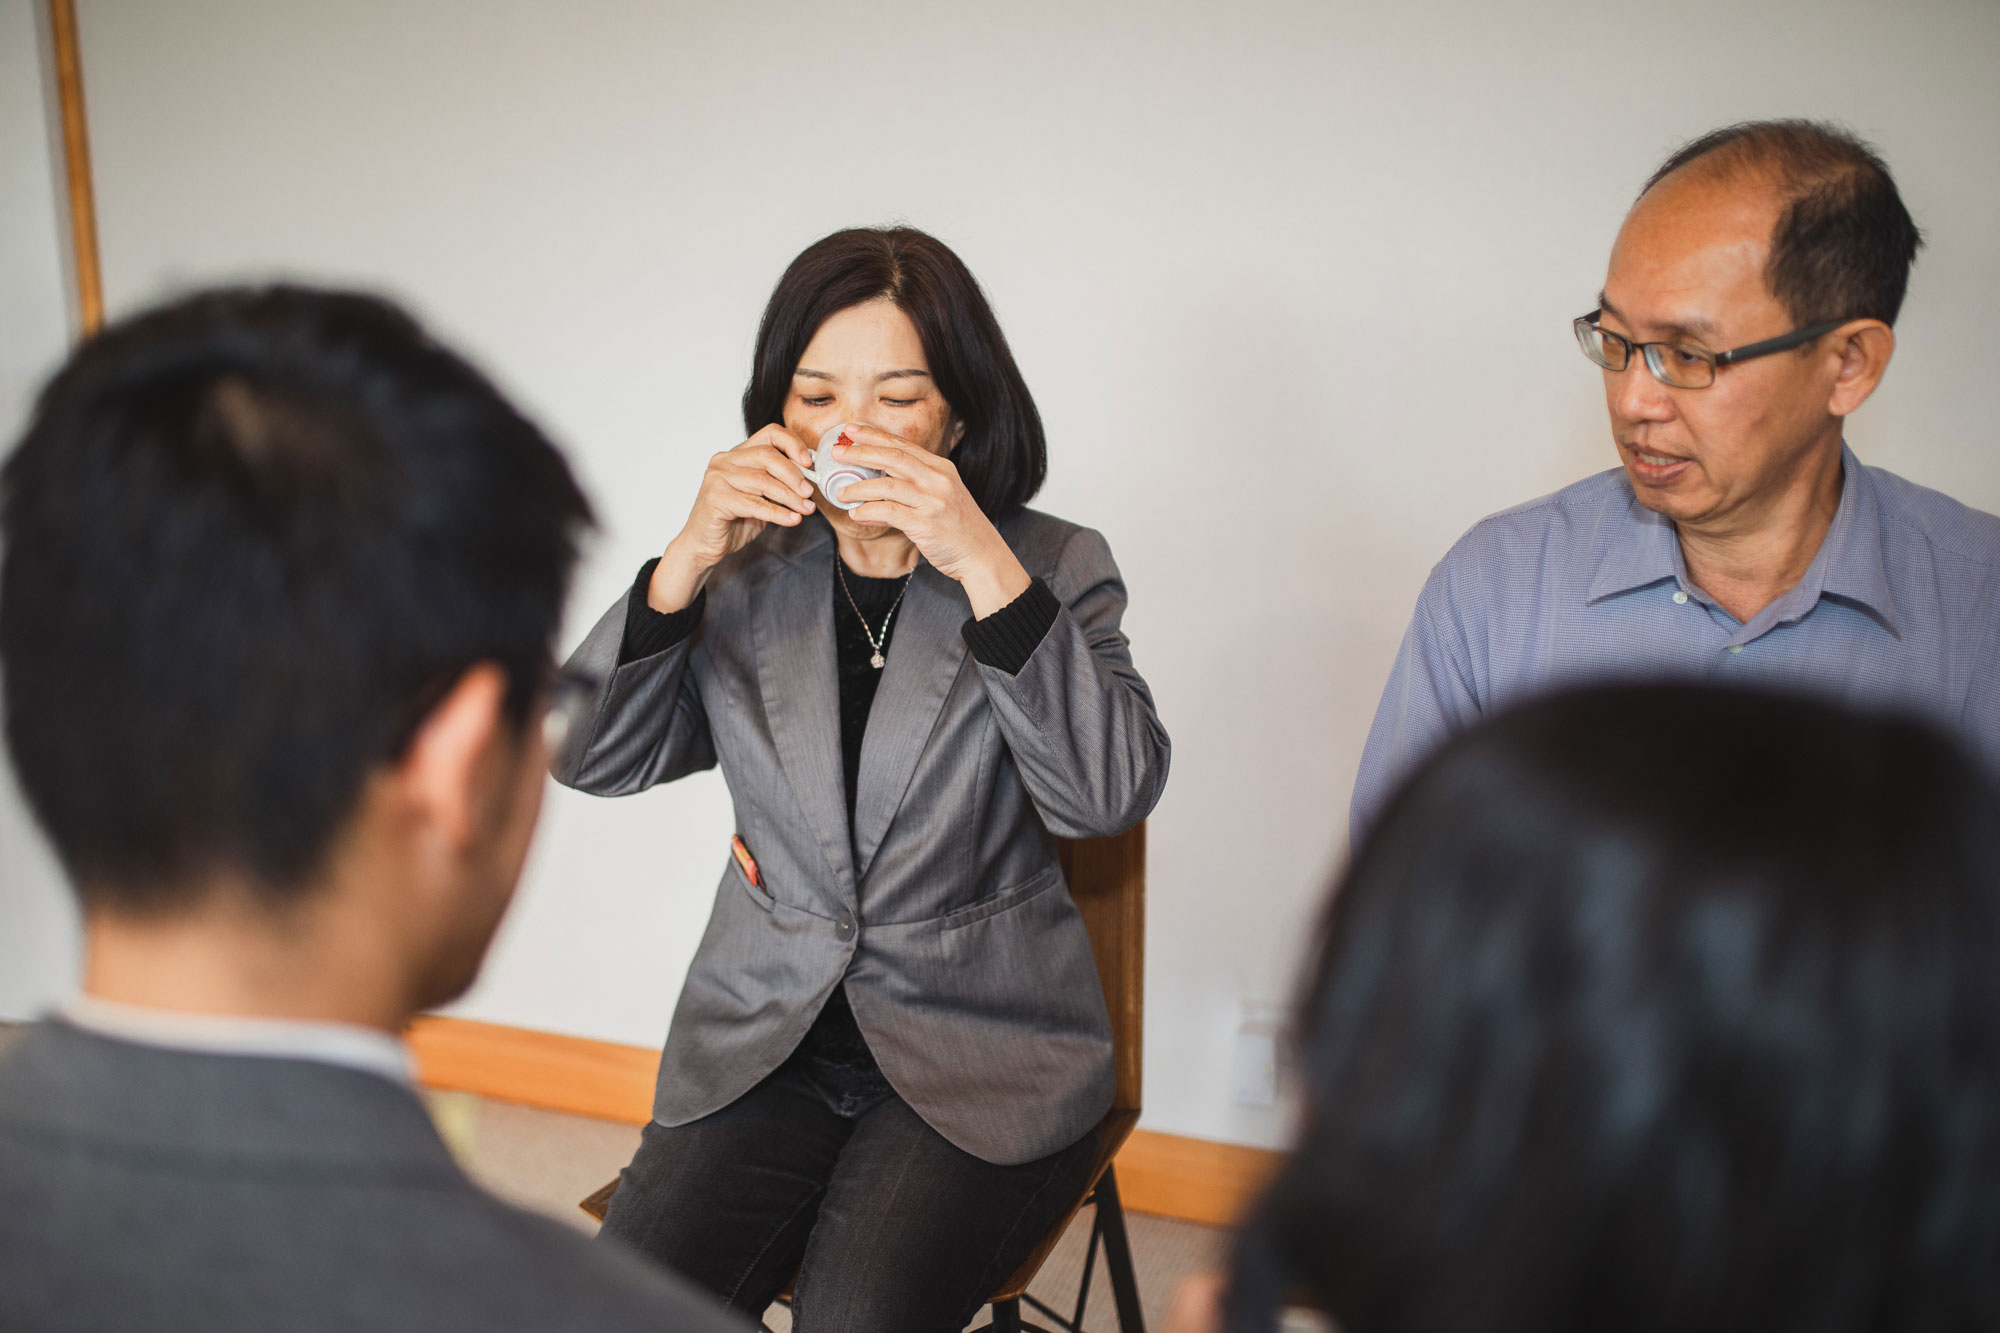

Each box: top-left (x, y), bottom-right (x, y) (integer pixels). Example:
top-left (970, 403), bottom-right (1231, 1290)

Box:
top-left (799, 394), bottom-right (834, 407)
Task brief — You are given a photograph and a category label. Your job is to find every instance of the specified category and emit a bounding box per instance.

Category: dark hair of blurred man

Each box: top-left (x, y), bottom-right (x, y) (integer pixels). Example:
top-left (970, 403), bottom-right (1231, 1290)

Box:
top-left (0, 286), bottom-right (738, 1333)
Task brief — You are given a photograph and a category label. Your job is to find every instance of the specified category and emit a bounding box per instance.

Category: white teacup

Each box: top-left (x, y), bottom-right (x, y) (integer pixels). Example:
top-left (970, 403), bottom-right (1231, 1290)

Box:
top-left (802, 423), bottom-right (883, 512)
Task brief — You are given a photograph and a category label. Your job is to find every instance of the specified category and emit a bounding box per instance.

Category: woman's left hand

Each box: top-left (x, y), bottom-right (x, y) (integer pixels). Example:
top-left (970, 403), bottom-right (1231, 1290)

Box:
top-left (833, 423), bottom-right (1032, 618)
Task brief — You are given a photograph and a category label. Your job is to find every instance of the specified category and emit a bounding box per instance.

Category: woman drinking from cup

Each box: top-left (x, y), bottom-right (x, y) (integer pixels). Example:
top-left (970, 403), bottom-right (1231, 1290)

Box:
top-left (554, 226), bottom-right (1170, 1332)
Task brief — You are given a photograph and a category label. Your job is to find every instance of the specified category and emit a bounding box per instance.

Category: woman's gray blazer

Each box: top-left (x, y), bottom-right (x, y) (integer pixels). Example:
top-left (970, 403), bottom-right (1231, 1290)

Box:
top-left (554, 507), bottom-right (1170, 1165)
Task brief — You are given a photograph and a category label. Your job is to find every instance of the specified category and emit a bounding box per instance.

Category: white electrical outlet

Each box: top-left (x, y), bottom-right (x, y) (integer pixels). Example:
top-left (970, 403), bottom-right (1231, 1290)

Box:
top-left (1232, 1003), bottom-right (1285, 1108)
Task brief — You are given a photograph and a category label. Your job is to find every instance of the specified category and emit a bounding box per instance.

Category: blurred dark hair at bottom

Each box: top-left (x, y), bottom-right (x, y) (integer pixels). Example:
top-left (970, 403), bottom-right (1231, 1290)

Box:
top-left (1228, 684), bottom-right (2000, 1333)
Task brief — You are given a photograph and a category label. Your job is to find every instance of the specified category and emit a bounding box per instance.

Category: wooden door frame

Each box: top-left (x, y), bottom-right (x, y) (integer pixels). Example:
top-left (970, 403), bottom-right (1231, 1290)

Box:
top-left (47, 0), bottom-right (102, 337)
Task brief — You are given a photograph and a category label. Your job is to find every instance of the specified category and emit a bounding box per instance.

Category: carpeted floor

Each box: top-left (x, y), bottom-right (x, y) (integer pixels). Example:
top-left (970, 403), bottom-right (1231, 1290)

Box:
top-left (429, 1090), bottom-right (1231, 1332)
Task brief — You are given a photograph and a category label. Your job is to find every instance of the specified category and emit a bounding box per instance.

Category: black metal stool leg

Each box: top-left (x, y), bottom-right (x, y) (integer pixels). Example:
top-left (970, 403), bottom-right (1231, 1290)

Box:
top-left (989, 1296), bottom-right (1024, 1332)
top-left (1094, 1167), bottom-right (1147, 1333)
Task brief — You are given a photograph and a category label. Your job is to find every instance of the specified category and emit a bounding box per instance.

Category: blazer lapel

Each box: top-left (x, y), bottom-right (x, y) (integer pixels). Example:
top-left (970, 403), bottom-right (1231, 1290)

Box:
top-left (754, 528), bottom-right (855, 896)
top-left (852, 561), bottom-right (970, 878)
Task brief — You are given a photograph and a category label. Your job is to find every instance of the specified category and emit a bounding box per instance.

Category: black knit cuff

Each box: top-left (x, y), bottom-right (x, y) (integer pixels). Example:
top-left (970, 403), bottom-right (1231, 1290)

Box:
top-left (620, 557), bottom-right (706, 665)
top-left (962, 577), bottom-right (1061, 675)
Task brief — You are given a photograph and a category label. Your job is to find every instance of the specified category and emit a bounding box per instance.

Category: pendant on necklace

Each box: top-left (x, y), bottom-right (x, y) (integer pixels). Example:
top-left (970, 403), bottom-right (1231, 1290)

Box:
top-left (870, 652), bottom-right (886, 669)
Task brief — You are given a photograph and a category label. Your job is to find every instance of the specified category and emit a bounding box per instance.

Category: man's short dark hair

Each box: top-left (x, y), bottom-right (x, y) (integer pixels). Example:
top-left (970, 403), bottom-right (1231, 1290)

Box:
top-left (1640, 119), bottom-right (1924, 327)
top-left (1, 286), bottom-right (593, 909)
top-left (741, 226), bottom-right (1047, 517)
top-left (1228, 685), bottom-right (2000, 1331)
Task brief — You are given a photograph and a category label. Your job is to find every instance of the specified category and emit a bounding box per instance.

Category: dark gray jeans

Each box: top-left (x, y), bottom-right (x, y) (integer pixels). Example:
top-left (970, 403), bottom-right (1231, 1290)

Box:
top-left (598, 1046), bottom-right (1100, 1333)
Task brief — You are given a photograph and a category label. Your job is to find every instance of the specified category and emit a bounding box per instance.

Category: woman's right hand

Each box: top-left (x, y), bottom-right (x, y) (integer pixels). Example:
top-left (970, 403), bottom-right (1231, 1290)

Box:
top-left (649, 425), bottom-right (817, 612)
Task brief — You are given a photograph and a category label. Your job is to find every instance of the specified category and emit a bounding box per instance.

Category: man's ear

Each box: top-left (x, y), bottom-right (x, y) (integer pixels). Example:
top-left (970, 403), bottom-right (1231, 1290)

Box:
top-left (1827, 319), bottom-right (1895, 419)
top-left (396, 664), bottom-right (510, 855)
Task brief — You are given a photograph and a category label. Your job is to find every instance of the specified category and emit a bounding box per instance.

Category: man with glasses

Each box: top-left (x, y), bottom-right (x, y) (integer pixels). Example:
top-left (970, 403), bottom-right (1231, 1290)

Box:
top-left (0, 287), bottom-right (735, 1332)
top-left (1350, 120), bottom-right (2000, 838)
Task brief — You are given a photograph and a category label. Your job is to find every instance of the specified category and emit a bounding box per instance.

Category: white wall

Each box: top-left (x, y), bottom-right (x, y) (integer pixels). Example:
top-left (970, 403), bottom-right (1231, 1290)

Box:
top-left (0, 0), bottom-right (81, 1018)
top-left (4, 0), bottom-right (1995, 1147)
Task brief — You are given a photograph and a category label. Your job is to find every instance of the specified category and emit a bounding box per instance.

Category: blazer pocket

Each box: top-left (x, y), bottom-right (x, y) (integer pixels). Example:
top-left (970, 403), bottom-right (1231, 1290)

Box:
top-left (727, 852), bottom-right (777, 913)
top-left (935, 863), bottom-right (1106, 1024)
top-left (938, 862), bottom-right (1063, 932)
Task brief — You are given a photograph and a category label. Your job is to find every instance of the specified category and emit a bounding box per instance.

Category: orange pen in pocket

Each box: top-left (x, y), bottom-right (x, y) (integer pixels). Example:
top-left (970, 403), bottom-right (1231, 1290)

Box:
top-left (730, 834), bottom-right (763, 889)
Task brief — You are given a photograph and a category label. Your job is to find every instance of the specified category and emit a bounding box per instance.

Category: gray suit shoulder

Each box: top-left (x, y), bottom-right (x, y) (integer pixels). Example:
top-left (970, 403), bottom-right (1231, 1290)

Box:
top-left (995, 506), bottom-right (1119, 594)
top-left (0, 1026), bottom-right (742, 1333)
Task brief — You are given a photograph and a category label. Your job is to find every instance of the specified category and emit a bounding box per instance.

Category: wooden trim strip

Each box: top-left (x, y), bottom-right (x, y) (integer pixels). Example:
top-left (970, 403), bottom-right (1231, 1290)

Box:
top-left (406, 1014), bottom-right (1278, 1228)
top-left (48, 0), bottom-right (103, 337)
top-left (1108, 1127), bottom-right (1277, 1228)
top-left (407, 1016), bottom-right (655, 1122)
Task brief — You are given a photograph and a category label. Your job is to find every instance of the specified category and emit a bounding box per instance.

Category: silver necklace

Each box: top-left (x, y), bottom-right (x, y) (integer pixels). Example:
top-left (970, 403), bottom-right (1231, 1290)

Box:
top-left (836, 560), bottom-right (915, 669)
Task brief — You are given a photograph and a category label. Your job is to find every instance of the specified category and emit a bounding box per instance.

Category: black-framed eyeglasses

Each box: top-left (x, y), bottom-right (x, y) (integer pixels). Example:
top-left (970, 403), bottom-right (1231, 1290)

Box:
top-left (1573, 309), bottom-right (1846, 389)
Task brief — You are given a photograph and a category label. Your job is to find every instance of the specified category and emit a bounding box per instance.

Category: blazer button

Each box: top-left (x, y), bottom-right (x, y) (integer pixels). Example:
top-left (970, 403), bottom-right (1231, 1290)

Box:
top-left (834, 912), bottom-right (856, 942)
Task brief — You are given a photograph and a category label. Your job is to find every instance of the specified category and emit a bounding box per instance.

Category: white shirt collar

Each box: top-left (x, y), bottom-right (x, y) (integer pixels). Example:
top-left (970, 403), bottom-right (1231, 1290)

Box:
top-left (59, 994), bottom-right (414, 1088)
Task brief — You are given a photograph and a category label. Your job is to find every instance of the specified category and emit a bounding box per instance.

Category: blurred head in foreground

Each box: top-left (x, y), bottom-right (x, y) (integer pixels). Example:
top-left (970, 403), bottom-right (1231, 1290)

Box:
top-left (0, 285), bottom-right (592, 1025)
top-left (1232, 685), bottom-right (2000, 1333)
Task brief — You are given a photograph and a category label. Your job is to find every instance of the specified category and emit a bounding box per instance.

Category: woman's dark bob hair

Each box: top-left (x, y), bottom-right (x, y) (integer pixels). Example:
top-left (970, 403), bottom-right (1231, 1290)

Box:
top-left (742, 226), bottom-right (1046, 517)
top-left (1228, 684), bottom-right (2000, 1333)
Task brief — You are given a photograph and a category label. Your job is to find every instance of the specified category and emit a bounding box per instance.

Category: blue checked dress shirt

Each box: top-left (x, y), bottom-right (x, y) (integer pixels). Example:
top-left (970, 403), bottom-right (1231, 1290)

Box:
top-left (1351, 445), bottom-right (2000, 841)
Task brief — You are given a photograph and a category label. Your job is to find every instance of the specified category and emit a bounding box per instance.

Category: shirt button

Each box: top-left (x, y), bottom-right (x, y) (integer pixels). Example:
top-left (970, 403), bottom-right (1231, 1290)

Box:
top-left (834, 913), bottom-right (856, 942)
top-left (1672, 590), bottom-right (1688, 605)
top-left (1726, 644), bottom-right (1744, 655)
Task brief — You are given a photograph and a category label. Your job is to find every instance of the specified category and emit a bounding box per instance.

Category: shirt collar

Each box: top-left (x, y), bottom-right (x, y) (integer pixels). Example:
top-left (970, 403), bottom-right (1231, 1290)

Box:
top-left (59, 995), bottom-right (414, 1087)
top-left (1585, 477), bottom-right (1683, 604)
top-left (1582, 445), bottom-right (1900, 636)
top-left (1809, 445), bottom-right (1900, 635)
